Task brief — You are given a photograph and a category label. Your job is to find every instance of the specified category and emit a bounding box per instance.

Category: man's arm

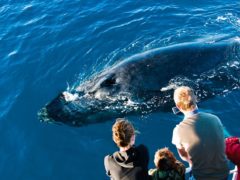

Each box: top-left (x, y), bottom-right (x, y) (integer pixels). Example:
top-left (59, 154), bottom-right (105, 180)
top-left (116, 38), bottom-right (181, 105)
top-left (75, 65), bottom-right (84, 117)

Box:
top-left (172, 126), bottom-right (192, 164)
top-left (177, 147), bottom-right (191, 164)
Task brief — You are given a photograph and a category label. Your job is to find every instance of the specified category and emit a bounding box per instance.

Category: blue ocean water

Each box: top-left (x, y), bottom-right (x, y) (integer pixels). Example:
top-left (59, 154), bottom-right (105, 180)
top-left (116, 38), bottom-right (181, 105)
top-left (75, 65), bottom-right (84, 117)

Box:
top-left (0, 0), bottom-right (240, 179)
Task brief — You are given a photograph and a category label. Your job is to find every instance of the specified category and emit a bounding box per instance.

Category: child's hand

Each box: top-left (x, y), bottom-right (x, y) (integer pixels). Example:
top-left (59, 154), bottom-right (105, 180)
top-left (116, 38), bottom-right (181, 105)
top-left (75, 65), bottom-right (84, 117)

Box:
top-left (148, 168), bottom-right (156, 176)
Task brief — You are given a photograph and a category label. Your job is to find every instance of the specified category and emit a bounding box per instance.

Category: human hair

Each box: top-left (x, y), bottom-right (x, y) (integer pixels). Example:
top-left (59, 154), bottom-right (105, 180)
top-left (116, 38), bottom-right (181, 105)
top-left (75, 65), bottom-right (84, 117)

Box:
top-left (112, 118), bottom-right (135, 148)
top-left (174, 86), bottom-right (197, 111)
top-left (154, 147), bottom-right (177, 171)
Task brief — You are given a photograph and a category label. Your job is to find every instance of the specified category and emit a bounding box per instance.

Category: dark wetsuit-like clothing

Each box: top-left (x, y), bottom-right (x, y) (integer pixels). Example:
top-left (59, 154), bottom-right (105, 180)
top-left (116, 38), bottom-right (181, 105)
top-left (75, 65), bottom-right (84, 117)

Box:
top-left (104, 144), bottom-right (149, 180)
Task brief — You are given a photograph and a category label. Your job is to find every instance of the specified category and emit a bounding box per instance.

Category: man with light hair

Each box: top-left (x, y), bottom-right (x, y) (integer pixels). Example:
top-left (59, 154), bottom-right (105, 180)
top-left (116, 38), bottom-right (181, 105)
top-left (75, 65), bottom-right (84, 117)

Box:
top-left (172, 86), bottom-right (229, 179)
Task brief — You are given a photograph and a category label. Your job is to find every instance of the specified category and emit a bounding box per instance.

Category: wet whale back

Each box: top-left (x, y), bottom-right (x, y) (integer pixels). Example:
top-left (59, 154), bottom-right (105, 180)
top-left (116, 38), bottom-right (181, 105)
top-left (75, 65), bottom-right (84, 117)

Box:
top-left (111, 41), bottom-right (237, 92)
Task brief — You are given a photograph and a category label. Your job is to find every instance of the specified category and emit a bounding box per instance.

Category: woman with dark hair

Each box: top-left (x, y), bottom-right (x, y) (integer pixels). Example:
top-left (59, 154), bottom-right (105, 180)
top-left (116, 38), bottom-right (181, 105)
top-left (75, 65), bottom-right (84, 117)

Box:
top-left (104, 118), bottom-right (149, 180)
top-left (149, 147), bottom-right (185, 180)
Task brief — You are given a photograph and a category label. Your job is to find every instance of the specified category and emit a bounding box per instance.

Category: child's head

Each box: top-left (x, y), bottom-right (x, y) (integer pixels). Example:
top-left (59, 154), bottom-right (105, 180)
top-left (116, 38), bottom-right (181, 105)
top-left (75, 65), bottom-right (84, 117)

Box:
top-left (154, 147), bottom-right (177, 171)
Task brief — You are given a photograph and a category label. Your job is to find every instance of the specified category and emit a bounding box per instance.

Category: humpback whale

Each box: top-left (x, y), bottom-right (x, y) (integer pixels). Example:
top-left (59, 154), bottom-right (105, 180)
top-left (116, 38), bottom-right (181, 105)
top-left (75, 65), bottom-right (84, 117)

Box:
top-left (38, 40), bottom-right (240, 127)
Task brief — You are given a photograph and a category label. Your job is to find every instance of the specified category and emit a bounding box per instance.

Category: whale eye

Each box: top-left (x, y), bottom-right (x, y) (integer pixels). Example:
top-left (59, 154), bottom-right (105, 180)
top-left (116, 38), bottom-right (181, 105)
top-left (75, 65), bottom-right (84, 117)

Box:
top-left (101, 74), bottom-right (116, 87)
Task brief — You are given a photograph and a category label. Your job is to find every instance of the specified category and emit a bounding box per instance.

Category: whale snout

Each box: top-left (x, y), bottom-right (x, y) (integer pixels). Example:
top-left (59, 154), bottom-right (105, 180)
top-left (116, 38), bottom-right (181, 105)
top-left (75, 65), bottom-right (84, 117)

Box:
top-left (38, 92), bottom-right (75, 125)
top-left (38, 107), bottom-right (55, 123)
top-left (38, 91), bottom-right (106, 126)
top-left (38, 92), bottom-right (67, 124)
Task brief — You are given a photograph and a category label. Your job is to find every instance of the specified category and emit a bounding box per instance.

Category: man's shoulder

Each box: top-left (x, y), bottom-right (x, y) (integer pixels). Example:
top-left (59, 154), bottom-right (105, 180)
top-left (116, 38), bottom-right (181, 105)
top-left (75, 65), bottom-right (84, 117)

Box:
top-left (172, 124), bottom-right (180, 132)
top-left (199, 112), bottom-right (219, 119)
top-left (199, 112), bottom-right (223, 124)
top-left (178, 118), bottom-right (193, 128)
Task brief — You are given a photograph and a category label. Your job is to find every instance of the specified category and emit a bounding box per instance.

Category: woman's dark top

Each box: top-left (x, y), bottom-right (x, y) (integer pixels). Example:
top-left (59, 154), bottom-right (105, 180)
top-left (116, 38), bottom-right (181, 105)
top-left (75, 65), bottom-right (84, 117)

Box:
top-left (104, 144), bottom-right (149, 180)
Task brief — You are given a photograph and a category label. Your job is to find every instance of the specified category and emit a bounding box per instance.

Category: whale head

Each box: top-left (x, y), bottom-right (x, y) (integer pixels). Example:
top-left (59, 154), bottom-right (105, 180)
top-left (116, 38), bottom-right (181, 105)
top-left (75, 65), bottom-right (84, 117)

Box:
top-left (38, 67), bottom-right (164, 126)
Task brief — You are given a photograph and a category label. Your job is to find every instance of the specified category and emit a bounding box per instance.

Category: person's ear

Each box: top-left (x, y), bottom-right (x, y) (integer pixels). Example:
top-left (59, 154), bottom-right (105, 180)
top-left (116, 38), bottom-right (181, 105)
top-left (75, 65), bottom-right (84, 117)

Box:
top-left (176, 104), bottom-right (181, 110)
top-left (131, 135), bottom-right (135, 145)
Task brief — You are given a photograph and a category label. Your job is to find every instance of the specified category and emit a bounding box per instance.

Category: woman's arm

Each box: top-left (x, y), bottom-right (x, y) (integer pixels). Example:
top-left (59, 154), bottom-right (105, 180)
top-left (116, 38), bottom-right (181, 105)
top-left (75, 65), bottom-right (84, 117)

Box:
top-left (104, 155), bottom-right (112, 177)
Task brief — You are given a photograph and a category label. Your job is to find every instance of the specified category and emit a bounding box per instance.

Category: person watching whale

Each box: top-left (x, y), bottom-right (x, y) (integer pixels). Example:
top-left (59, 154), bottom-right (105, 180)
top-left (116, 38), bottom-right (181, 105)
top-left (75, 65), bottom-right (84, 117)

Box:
top-left (148, 147), bottom-right (185, 180)
top-left (171, 86), bottom-right (229, 180)
top-left (104, 118), bottom-right (149, 180)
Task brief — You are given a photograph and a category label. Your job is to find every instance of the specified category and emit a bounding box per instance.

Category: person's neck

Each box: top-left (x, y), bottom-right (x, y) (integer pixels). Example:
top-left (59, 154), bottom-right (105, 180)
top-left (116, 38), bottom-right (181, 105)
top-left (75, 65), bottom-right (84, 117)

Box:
top-left (120, 145), bottom-right (132, 152)
top-left (183, 106), bottom-right (199, 118)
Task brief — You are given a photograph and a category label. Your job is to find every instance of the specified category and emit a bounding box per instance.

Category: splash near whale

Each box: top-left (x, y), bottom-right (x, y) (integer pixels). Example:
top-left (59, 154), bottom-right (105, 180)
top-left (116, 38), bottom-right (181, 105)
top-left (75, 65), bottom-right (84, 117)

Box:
top-left (38, 40), bottom-right (240, 127)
